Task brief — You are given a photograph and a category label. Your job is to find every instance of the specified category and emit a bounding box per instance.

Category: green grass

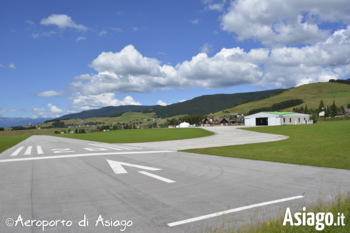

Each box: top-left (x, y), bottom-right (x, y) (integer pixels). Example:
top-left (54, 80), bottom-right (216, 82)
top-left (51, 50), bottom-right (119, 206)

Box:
top-left (182, 121), bottom-right (350, 170)
top-left (0, 135), bottom-right (31, 153)
top-left (322, 92), bottom-right (350, 98)
top-left (53, 128), bottom-right (214, 143)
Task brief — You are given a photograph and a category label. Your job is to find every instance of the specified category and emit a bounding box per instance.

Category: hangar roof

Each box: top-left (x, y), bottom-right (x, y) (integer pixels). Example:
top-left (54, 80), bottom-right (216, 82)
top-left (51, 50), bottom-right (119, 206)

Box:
top-left (245, 112), bottom-right (311, 118)
top-left (264, 112), bottom-right (294, 115)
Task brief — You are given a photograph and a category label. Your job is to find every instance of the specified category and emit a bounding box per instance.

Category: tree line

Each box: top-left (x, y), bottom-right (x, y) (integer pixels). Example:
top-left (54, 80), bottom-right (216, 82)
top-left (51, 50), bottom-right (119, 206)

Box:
top-left (11, 126), bottom-right (36, 130)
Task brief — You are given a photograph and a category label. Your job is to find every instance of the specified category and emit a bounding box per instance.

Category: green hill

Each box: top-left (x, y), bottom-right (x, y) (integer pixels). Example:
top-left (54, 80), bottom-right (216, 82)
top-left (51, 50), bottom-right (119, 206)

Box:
top-left (213, 82), bottom-right (350, 116)
top-left (54, 105), bottom-right (162, 120)
top-left (153, 89), bottom-right (284, 118)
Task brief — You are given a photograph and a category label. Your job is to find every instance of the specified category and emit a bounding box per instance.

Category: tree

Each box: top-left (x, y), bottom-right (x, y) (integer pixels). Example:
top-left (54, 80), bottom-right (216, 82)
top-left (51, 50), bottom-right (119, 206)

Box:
top-left (303, 105), bottom-right (309, 114)
top-left (319, 100), bottom-right (325, 111)
top-left (325, 106), bottom-right (330, 117)
top-left (347, 103), bottom-right (350, 108)
top-left (341, 105), bottom-right (345, 113)
top-left (311, 112), bottom-right (318, 123)
top-left (0, 127), bottom-right (4, 131)
top-left (170, 118), bottom-right (178, 125)
top-left (75, 129), bottom-right (78, 133)
top-left (330, 101), bottom-right (337, 117)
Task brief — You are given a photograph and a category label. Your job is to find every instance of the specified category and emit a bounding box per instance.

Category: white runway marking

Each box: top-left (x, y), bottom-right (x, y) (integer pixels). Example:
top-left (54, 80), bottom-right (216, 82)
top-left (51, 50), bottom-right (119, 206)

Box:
top-left (89, 143), bottom-right (141, 150)
top-left (167, 195), bottom-right (304, 227)
top-left (37, 146), bottom-right (43, 154)
top-left (107, 159), bottom-right (161, 174)
top-left (84, 148), bottom-right (108, 151)
top-left (24, 146), bottom-right (32, 155)
top-left (138, 171), bottom-right (175, 183)
top-left (52, 148), bottom-right (75, 153)
top-left (11, 147), bottom-right (24, 156)
top-left (0, 151), bottom-right (173, 163)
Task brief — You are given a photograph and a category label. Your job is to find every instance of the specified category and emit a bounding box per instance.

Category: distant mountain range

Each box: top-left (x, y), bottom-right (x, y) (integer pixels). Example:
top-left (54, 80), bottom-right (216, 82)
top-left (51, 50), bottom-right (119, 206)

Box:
top-left (53, 89), bottom-right (283, 120)
top-left (0, 117), bottom-right (52, 128)
top-left (54, 105), bottom-right (163, 120)
top-left (152, 89), bottom-right (284, 117)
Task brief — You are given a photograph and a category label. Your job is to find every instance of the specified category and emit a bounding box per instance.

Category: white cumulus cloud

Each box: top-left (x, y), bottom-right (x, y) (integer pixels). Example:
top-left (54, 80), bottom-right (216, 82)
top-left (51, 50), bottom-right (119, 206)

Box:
top-left (8, 63), bottom-right (16, 69)
top-left (67, 26), bottom-right (350, 95)
top-left (156, 100), bottom-right (167, 106)
top-left (48, 104), bottom-right (63, 113)
top-left (40, 14), bottom-right (88, 31)
top-left (30, 108), bottom-right (47, 118)
top-left (72, 93), bottom-right (141, 108)
top-left (220, 0), bottom-right (350, 46)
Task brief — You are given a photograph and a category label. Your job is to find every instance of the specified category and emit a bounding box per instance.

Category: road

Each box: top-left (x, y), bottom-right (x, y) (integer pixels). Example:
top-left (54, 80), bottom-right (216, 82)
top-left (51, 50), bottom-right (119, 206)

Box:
top-left (0, 132), bottom-right (349, 233)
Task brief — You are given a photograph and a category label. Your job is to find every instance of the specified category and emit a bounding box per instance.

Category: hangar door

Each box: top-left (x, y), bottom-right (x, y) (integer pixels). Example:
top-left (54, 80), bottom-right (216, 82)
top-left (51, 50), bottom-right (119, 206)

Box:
top-left (256, 117), bottom-right (268, 126)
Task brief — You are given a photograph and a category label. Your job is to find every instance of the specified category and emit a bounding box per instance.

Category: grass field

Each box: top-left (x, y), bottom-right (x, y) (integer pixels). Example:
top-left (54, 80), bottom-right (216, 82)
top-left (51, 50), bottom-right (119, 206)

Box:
top-left (213, 82), bottom-right (350, 117)
top-left (53, 128), bottom-right (214, 143)
top-left (182, 121), bottom-right (350, 170)
top-left (0, 135), bottom-right (31, 153)
top-left (0, 127), bottom-right (96, 136)
top-left (322, 92), bottom-right (350, 98)
top-left (38, 112), bottom-right (185, 130)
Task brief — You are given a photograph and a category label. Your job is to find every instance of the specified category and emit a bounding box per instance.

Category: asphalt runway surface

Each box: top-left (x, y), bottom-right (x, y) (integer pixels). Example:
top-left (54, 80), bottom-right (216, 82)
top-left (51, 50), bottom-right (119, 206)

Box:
top-left (0, 129), bottom-right (349, 233)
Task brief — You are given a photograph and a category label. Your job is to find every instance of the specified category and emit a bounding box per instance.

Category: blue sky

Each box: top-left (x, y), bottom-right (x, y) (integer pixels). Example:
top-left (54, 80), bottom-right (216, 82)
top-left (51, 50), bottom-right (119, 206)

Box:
top-left (1, 0), bottom-right (350, 118)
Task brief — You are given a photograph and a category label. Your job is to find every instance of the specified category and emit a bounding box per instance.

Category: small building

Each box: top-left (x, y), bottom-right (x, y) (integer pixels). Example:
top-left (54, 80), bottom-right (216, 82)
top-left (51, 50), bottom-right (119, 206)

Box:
top-left (319, 107), bottom-right (325, 118)
top-left (200, 113), bottom-right (229, 127)
top-left (179, 122), bottom-right (190, 128)
top-left (244, 112), bottom-right (312, 126)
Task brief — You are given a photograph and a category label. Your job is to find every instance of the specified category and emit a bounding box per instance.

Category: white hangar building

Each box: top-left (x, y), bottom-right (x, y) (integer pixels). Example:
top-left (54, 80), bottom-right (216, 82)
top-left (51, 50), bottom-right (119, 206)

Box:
top-left (244, 112), bottom-right (313, 126)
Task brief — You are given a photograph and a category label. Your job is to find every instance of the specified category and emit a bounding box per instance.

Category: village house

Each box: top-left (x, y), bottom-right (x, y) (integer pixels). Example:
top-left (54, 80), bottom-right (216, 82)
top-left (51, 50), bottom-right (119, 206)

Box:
top-left (345, 108), bottom-right (350, 116)
top-left (200, 113), bottom-right (229, 127)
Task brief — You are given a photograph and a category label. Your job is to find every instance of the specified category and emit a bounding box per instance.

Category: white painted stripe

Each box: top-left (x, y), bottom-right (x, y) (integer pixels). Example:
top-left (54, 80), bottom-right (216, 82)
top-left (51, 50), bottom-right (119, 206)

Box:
top-left (167, 195), bottom-right (304, 227)
top-left (0, 151), bottom-right (173, 163)
top-left (11, 147), bottom-right (24, 156)
top-left (24, 146), bottom-right (32, 155)
top-left (89, 144), bottom-right (123, 150)
top-left (37, 146), bottom-right (43, 154)
top-left (138, 171), bottom-right (175, 183)
top-left (90, 143), bottom-right (140, 150)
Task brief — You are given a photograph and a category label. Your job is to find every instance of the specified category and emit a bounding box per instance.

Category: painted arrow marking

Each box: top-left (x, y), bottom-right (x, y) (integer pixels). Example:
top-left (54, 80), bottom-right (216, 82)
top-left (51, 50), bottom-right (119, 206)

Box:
top-left (107, 159), bottom-right (175, 183)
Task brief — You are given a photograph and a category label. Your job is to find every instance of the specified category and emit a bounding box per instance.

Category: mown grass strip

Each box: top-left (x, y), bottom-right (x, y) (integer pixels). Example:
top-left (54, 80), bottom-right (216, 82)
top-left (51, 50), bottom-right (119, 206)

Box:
top-left (0, 135), bottom-right (31, 153)
top-left (322, 92), bottom-right (350, 98)
top-left (182, 121), bottom-right (350, 170)
top-left (53, 128), bottom-right (214, 143)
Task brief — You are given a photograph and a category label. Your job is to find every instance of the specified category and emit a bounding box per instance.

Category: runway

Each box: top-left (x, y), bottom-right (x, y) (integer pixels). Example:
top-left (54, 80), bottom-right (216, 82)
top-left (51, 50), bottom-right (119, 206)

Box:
top-left (0, 134), bottom-right (349, 232)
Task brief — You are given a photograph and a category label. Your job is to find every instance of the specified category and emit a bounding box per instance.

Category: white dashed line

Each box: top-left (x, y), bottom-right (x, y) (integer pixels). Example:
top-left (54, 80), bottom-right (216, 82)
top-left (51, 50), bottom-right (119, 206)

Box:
top-left (0, 151), bottom-right (173, 163)
top-left (24, 146), bottom-right (32, 155)
top-left (11, 147), bottom-right (24, 156)
top-left (37, 146), bottom-right (44, 154)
